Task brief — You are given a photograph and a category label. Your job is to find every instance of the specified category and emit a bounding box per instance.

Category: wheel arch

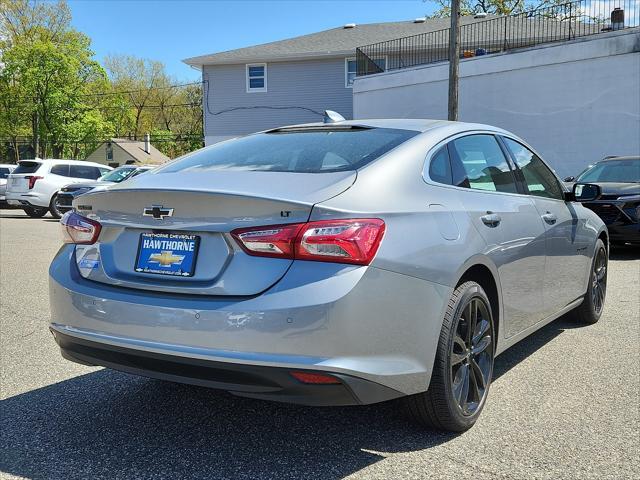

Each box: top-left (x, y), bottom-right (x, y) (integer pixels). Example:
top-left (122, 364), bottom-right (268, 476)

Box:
top-left (598, 228), bottom-right (609, 253)
top-left (455, 260), bottom-right (502, 353)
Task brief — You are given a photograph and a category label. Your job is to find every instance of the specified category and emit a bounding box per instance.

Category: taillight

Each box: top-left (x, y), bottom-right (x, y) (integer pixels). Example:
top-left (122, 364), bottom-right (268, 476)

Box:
top-left (231, 223), bottom-right (303, 259)
top-left (60, 211), bottom-right (102, 244)
top-left (295, 219), bottom-right (385, 265)
top-left (231, 218), bottom-right (385, 265)
top-left (26, 175), bottom-right (43, 189)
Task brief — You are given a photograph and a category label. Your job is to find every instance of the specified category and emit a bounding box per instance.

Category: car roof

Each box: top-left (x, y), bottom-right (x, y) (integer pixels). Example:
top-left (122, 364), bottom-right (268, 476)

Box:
top-left (18, 159), bottom-right (111, 168)
top-left (0, 164), bottom-right (15, 168)
top-left (268, 118), bottom-right (510, 135)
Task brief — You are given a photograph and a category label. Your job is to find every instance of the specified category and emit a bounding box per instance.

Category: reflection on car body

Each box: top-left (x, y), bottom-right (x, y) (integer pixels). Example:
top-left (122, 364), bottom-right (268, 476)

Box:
top-left (56, 165), bottom-right (154, 215)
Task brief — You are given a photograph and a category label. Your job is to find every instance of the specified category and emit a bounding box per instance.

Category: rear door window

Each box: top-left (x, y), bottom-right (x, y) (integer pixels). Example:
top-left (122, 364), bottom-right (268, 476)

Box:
top-left (50, 164), bottom-right (70, 177)
top-left (13, 161), bottom-right (42, 175)
top-left (0, 167), bottom-right (12, 179)
top-left (70, 165), bottom-right (101, 179)
top-left (428, 146), bottom-right (453, 185)
top-left (449, 135), bottom-right (518, 193)
top-left (502, 138), bottom-right (563, 200)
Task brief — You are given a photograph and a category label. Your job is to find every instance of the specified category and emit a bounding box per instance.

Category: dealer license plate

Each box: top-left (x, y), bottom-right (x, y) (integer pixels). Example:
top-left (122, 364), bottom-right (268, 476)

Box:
top-left (135, 232), bottom-right (199, 277)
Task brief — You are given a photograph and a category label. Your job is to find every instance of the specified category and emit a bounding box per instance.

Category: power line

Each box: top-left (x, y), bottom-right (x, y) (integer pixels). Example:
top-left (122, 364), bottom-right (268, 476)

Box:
top-left (79, 81), bottom-right (202, 97)
top-left (0, 135), bottom-right (203, 143)
top-left (93, 102), bottom-right (201, 110)
top-left (2, 101), bottom-right (201, 110)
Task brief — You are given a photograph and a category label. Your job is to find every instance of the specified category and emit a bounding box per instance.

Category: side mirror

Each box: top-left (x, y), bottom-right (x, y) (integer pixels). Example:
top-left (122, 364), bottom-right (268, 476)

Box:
top-left (572, 183), bottom-right (601, 202)
top-left (563, 176), bottom-right (575, 182)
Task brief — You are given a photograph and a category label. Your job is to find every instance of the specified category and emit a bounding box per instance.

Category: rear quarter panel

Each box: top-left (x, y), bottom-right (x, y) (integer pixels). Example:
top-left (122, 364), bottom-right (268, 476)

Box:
top-left (312, 129), bottom-right (503, 367)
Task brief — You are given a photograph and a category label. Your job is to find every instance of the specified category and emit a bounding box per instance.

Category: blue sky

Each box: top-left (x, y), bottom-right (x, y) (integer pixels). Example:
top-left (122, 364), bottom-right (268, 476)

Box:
top-left (69, 0), bottom-right (436, 80)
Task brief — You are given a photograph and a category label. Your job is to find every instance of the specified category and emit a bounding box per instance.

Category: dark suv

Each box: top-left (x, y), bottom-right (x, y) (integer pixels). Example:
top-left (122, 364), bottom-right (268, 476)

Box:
top-left (565, 156), bottom-right (640, 246)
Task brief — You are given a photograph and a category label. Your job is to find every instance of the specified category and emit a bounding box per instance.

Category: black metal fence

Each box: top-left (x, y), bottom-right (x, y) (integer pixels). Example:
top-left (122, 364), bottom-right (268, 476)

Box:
top-left (356, 0), bottom-right (639, 76)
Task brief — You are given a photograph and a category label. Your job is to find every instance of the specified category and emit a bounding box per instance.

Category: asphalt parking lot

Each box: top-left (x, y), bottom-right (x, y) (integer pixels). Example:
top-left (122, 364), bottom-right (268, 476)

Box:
top-left (1, 210), bottom-right (638, 480)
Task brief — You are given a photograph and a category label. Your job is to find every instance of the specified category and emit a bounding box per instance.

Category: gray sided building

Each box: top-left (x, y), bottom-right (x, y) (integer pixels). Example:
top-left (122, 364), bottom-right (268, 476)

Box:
top-left (183, 16), bottom-right (497, 145)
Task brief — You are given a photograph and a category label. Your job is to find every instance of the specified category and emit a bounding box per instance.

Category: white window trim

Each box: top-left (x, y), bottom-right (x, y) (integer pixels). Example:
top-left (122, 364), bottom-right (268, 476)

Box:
top-left (246, 63), bottom-right (267, 93)
top-left (345, 56), bottom-right (387, 88)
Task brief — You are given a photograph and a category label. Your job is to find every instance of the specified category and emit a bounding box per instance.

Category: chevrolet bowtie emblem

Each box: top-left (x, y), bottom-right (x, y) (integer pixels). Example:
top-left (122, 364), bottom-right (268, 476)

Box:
top-left (143, 205), bottom-right (174, 219)
top-left (148, 251), bottom-right (185, 267)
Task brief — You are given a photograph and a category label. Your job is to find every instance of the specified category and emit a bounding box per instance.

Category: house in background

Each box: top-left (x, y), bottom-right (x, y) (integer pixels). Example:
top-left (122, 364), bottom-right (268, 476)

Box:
top-left (183, 16), bottom-right (497, 145)
top-left (85, 136), bottom-right (170, 167)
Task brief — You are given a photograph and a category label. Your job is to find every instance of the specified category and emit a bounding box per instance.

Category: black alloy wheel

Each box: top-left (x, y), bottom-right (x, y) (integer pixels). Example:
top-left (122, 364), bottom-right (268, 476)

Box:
top-left (591, 245), bottom-right (607, 316)
top-left (571, 238), bottom-right (608, 324)
top-left (450, 296), bottom-right (493, 416)
top-left (403, 281), bottom-right (495, 431)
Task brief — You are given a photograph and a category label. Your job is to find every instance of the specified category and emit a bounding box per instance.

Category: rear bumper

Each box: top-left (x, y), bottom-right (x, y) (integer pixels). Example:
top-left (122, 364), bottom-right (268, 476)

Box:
top-left (49, 244), bottom-right (451, 400)
top-left (5, 191), bottom-right (49, 208)
top-left (52, 328), bottom-right (403, 406)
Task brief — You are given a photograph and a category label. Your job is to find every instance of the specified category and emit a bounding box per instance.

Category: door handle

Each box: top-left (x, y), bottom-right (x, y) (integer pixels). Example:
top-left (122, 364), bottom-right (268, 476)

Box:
top-left (480, 212), bottom-right (501, 227)
top-left (541, 212), bottom-right (557, 225)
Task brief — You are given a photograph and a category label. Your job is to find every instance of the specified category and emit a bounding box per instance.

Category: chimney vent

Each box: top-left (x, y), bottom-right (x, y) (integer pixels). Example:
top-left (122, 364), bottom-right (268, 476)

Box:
top-left (611, 8), bottom-right (624, 30)
top-left (474, 12), bottom-right (488, 18)
top-left (414, 17), bottom-right (426, 23)
top-left (343, 23), bottom-right (356, 29)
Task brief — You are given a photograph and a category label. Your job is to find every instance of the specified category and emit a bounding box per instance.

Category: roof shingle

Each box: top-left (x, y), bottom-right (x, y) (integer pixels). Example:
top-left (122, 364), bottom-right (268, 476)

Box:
top-left (183, 16), bottom-right (501, 66)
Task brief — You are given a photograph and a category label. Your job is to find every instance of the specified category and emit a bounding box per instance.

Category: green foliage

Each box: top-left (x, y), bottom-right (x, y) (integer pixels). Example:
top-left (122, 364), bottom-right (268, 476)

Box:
top-left (0, 0), bottom-right (203, 162)
top-left (426, 0), bottom-right (571, 18)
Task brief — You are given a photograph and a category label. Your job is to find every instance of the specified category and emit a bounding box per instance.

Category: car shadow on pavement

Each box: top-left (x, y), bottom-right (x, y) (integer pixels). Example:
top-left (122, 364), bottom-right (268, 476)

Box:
top-left (0, 315), bottom-right (579, 480)
top-left (0, 369), bottom-right (453, 480)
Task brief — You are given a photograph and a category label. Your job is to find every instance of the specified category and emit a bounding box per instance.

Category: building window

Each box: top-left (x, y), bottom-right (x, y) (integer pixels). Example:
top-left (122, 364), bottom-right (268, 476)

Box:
top-left (345, 57), bottom-right (386, 87)
top-left (246, 63), bottom-right (267, 92)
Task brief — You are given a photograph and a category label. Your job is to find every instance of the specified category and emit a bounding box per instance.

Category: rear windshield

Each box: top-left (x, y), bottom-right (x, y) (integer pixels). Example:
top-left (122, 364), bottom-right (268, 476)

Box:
top-left (13, 161), bottom-right (41, 174)
top-left (158, 127), bottom-right (419, 174)
top-left (0, 167), bottom-right (12, 178)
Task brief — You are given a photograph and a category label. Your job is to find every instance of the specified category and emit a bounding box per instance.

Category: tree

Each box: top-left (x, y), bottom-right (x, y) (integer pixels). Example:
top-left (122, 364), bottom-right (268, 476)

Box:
top-left (1, 1), bottom-right (203, 162)
top-left (0, 0), bottom-right (72, 45)
top-left (1, 30), bottom-right (111, 157)
top-left (104, 55), bottom-right (202, 157)
top-left (0, 0), bottom-right (118, 160)
top-left (426, 0), bottom-right (570, 17)
top-left (104, 55), bottom-right (166, 137)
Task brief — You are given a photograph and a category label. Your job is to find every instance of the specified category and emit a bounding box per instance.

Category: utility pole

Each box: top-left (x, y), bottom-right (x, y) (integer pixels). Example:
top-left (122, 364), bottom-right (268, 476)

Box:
top-left (448, 0), bottom-right (461, 121)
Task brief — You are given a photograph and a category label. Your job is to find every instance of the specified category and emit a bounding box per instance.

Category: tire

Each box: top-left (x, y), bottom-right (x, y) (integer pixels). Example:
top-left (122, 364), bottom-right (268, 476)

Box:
top-left (571, 239), bottom-right (607, 324)
top-left (49, 194), bottom-right (63, 219)
top-left (23, 206), bottom-right (48, 218)
top-left (403, 281), bottom-right (495, 431)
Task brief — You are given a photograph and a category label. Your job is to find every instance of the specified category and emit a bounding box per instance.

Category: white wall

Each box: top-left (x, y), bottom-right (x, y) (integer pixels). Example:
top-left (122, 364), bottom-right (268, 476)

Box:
top-left (353, 29), bottom-right (640, 177)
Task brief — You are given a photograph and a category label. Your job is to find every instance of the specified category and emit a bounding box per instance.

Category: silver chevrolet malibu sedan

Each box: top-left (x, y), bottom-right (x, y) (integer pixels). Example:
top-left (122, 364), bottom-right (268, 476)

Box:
top-left (49, 117), bottom-right (608, 431)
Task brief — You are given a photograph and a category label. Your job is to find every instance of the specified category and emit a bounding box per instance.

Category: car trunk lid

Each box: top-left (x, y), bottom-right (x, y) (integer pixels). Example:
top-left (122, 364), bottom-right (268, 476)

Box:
top-left (73, 170), bottom-right (356, 296)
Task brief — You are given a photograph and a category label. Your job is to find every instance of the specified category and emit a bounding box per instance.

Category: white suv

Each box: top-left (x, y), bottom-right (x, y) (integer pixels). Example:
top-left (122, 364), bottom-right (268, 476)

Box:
top-left (6, 159), bottom-right (112, 218)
